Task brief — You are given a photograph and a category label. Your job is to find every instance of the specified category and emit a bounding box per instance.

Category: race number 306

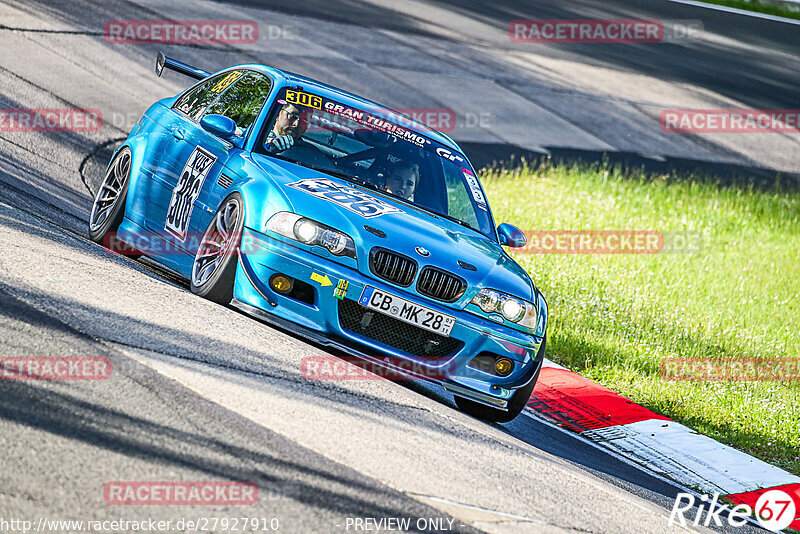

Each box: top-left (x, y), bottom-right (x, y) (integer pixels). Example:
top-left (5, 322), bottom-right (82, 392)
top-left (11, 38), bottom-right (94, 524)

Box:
top-left (285, 90), bottom-right (322, 110)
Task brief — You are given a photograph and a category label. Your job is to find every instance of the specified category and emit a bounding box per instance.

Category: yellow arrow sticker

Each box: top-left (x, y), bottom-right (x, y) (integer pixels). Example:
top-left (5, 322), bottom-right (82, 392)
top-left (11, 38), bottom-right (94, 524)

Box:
top-left (310, 272), bottom-right (333, 287)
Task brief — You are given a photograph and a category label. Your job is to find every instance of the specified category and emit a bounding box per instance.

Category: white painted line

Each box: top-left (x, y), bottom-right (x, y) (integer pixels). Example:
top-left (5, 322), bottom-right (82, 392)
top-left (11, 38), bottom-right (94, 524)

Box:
top-left (584, 419), bottom-right (800, 495)
top-left (521, 410), bottom-right (765, 530)
top-left (541, 358), bottom-right (567, 370)
top-left (665, 0), bottom-right (800, 26)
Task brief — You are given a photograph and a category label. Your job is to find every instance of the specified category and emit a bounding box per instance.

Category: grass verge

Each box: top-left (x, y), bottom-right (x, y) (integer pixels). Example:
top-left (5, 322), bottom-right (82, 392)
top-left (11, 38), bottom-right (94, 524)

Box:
top-left (697, 0), bottom-right (800, 21)
top-left (480, 161), bottom-right (800, 475)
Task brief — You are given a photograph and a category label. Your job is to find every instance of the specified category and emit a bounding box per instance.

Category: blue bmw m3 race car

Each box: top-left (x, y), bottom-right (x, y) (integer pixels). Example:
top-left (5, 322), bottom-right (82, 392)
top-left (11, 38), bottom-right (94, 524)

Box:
top-left (89, 53), bottom-right (548, 422)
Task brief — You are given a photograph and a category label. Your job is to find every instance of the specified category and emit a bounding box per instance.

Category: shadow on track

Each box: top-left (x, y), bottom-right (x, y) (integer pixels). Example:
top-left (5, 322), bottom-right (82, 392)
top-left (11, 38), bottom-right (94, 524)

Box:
top-left (0, 285), bottom-right (479, 532)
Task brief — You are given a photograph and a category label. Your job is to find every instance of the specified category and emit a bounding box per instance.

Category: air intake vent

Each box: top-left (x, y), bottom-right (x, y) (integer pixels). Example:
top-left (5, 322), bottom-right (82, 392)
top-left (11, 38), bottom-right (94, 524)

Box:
top-left (338, 299), bottom-right (462, 359)
top-left (217, 174), bottom-right (233, 188)
top-left (417, 267), bottom-right (466, 302)
top-left (369, 248), bottom-right (416, 287)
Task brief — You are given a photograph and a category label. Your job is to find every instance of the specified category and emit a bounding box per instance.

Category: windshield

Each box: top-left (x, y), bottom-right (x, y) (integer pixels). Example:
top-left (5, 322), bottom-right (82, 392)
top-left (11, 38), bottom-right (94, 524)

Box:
top-left (255, 87), bottom-right (495, 239)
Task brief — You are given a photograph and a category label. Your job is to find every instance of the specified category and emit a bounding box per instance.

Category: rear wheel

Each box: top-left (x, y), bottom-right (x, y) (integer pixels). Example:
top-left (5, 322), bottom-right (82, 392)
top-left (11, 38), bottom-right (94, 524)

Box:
top-left (190, 193), bottom-right (244, 304)
top-left (88, 147), bottom-right (140, 258)
top-left (455, 335), bottom-right (546, 423)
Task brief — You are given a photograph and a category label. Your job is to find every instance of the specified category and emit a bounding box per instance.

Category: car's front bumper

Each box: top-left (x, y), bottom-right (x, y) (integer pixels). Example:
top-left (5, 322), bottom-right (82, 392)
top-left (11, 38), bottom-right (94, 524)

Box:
top-left (234, 227), bottom-right (546, 409)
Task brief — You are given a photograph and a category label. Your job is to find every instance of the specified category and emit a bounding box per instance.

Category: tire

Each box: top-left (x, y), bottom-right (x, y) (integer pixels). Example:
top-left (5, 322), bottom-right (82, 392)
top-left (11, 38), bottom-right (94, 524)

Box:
top-left (455, 335), bottom-right (546, 423)
top-left (88, 147), bottom-right (140, 258)
top-left (190, 192), bottom-right (244, 304)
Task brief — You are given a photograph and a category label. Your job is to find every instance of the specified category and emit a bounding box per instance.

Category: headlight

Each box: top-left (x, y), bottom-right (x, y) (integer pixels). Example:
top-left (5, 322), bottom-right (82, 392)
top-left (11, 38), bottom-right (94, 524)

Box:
top-left (294, 219), bottom-right (318, 244)
top-left (266, 212), bottom-right (356, 259)
top-left (470, 288), bottom-right (536, 329)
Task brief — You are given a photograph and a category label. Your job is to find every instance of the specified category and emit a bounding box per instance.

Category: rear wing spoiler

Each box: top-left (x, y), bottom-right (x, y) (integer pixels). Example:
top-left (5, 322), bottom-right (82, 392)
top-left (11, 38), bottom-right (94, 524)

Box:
top-left (155, 52), bottom-right (210, 81)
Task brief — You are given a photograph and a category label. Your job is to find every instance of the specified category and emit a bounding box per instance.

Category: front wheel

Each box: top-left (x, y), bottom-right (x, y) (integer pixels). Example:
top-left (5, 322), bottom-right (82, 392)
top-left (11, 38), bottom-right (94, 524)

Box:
top-left (190, 193), bottom-right (245, 304)
top-left (455, 335), bottom-right (546, 423)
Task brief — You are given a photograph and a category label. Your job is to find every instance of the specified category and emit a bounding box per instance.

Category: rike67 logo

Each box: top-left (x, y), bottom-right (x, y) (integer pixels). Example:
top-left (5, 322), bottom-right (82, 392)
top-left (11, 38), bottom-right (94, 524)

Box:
top-left (670, 490), bottom-right (797, 531)
top-left (166, 147), bottom-right (217, 240)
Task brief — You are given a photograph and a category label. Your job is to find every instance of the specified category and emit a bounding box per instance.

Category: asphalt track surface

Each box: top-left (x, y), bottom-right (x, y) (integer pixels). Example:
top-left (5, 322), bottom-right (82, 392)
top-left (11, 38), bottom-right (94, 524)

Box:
top-left (0, 0), bottom-right (795, 532)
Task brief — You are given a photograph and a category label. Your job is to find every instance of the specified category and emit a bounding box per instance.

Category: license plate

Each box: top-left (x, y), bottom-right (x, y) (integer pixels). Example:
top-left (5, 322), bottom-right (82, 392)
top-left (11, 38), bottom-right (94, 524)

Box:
top-left (358, 286), bottom-right (455, 336)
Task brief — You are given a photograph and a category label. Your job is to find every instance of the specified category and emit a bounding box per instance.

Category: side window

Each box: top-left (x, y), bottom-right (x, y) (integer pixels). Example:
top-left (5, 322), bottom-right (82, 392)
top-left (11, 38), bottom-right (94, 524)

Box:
top-left (172, 70), bottom-right (246, 121)
top-left (203, 72), bottom-right (273, 137)
top-left (443, 163), bottom-right (480, 229)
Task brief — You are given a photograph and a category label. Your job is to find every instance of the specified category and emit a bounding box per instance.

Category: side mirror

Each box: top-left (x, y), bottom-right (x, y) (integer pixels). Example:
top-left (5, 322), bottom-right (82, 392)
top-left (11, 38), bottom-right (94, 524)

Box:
top-left (200, 114), bottom-right (237, 140)
top-left (497, 223), bottom-right (526, 248)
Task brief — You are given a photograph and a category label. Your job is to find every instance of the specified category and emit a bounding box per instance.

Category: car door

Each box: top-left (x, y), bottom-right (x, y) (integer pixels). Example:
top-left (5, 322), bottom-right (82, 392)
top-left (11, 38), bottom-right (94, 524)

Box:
top-left (143, 70), bottom-right (243, 234)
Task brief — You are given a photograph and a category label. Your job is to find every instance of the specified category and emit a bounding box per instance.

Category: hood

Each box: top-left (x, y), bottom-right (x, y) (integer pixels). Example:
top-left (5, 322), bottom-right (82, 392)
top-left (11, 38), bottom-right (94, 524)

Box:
top-left (251, 154), bottom-right (535, 305)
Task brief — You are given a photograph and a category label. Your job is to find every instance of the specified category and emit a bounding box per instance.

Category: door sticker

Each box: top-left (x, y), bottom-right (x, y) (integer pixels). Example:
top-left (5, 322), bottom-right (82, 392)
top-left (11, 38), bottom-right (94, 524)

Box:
top-left (165, 146), bottom-right (217, 241)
